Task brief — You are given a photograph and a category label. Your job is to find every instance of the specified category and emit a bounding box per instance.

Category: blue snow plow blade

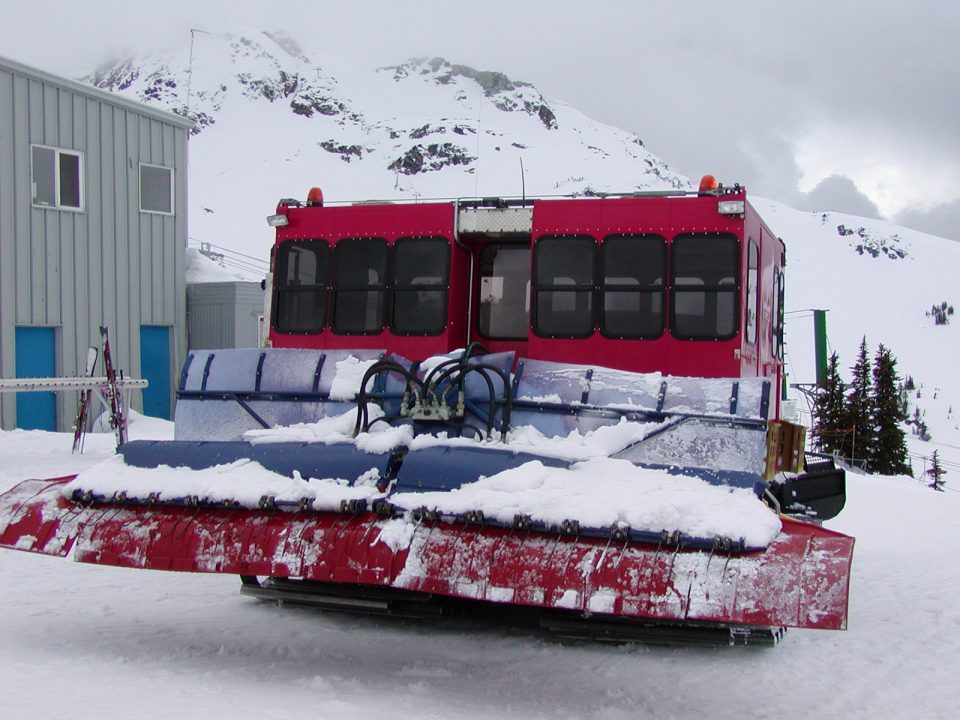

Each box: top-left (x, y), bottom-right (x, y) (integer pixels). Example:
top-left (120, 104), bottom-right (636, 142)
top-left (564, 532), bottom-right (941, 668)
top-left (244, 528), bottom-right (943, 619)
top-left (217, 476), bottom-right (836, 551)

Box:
top-left (119, 440), bottom-right (764, 495)
top-left (119, 440), bottom-right (397, 488)
top-left (174, 348), bottom-right (386, 441)
top-left (392, 445), bottom-right (570, 492)
top-left (170, 348), bottom-right (774, 488)
top-left (110, 439), bottom-right (769, 552)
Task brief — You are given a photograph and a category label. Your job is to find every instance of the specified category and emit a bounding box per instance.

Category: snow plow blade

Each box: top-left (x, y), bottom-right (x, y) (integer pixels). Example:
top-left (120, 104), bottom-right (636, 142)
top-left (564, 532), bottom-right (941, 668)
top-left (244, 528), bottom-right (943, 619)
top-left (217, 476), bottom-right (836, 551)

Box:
top-left (0, 476), bottom-right (853, 632)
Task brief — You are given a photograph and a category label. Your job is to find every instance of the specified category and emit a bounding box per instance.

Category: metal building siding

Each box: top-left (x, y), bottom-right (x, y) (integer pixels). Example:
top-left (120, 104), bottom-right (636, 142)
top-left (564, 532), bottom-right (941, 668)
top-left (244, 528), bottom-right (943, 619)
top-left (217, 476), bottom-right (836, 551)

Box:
top-left (187, 282), bottom-right (265, 350)
top-left (0, 70), bottom-right (14, 418)
top-left (188, 301), bottom-right (232, 350)
top-left (0, 57), bottom-right (192, 430)
top-left (187, 283), bottom-right (236, 350)
top-left (234, 283), bottom-right (266, 348)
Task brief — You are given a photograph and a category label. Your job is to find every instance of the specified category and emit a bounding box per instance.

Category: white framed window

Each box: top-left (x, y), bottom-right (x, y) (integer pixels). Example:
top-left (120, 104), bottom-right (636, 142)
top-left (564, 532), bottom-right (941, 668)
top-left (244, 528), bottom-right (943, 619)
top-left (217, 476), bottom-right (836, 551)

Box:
top-left (139, 163), bottom-right (174, 214)
top-left (31, 145), bottom-right (84, 210)
top-left (745, 239), bottom-right (759, 345)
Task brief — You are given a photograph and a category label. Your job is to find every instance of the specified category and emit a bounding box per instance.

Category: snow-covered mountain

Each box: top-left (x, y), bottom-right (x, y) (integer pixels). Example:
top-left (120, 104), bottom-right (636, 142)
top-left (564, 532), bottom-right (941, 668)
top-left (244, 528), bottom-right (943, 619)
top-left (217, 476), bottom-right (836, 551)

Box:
top-left (84, 28), bottom-right (685, 263)
top-left (751, 198), bottom-right (960, 454)
top-left (83, 28), bottom-right (959, 465)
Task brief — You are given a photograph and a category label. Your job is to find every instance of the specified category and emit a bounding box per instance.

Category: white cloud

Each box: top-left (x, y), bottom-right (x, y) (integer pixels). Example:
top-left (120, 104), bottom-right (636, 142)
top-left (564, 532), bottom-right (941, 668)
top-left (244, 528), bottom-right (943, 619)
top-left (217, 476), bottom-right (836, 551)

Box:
top-left (2, 0), bottom-right (959, 240)
top-left (795, 123), bottom-right (960, 218)
top-left (795, 175), bottom-right (882, 219)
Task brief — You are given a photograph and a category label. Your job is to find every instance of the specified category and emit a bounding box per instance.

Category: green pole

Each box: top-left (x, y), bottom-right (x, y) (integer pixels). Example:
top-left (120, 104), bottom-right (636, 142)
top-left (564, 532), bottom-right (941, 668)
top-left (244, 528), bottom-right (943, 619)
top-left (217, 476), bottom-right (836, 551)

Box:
top-left (814, 309), bottom-right (828, 386)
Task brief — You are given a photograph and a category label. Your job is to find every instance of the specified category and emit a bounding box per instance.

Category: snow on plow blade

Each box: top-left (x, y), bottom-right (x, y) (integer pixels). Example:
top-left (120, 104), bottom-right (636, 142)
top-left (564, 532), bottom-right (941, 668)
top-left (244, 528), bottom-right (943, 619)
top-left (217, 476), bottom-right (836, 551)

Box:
top-left (0, 476), bottom-right (853, 631)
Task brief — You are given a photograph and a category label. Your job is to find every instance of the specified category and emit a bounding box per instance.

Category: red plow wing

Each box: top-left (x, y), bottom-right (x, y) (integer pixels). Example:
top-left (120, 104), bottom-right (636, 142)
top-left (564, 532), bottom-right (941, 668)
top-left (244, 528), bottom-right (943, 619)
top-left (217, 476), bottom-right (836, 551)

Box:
top-left (0, 477), bottom-right (853, 632)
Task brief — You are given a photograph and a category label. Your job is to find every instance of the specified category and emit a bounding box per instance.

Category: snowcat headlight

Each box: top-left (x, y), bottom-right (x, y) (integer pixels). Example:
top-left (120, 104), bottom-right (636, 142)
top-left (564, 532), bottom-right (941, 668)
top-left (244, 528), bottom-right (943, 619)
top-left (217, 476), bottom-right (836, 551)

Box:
top-left (266, 213), bottom-right (289, 227)
top-left (718, 200), bottom-right (745, 215)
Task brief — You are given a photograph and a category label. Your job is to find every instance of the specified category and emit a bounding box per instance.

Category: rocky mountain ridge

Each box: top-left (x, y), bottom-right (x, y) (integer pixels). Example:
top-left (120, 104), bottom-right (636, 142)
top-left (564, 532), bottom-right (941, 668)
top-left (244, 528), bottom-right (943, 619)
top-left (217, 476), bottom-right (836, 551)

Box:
top-left (83, 29), bottom-right (682, 196)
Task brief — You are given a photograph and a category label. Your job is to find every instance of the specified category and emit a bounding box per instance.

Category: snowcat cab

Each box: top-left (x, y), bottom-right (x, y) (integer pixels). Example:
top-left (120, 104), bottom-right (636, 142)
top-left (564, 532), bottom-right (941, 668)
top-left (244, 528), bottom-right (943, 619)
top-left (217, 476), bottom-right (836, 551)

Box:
top-left (0, 180), bottom-right (852, 647)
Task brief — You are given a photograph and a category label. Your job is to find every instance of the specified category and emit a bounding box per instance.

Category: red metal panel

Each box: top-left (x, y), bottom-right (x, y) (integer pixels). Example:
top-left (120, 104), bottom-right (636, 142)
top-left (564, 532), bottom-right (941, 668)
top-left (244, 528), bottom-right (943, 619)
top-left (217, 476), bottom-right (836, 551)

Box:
top-left (526, 196), bottom-right (747, 379)
top-left (265, 194), bottom-right (786, 383)
top-left (277, 202), bottom-right (454, 242)
top-left (0, 477), bottom-right (84, 557)
top-left (268, 201), bottom-right (468, 357)
top-left (0, 479), bottom-right (853, 631)
top-left (740, 201), bottom-right (787, 417)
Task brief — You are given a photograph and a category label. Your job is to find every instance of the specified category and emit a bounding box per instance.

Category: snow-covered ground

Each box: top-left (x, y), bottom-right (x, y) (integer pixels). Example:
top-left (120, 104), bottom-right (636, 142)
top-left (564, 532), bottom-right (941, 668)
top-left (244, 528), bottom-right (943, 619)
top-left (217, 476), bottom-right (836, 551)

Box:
top-left (1, 419), bottom-right (958, 720)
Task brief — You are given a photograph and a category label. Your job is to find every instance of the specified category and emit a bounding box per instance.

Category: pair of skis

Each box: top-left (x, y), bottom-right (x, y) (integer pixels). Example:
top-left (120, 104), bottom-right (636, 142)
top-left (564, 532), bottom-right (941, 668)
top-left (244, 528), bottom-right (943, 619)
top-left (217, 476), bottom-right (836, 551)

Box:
top-left (72, 327), bottom-right (128, 452)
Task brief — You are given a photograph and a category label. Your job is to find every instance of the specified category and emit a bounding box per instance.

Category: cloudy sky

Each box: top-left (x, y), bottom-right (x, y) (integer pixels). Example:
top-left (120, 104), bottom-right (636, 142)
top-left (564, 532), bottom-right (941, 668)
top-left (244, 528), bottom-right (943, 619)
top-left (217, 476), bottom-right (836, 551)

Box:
top-left (4, 0), bottom-right (958, 240)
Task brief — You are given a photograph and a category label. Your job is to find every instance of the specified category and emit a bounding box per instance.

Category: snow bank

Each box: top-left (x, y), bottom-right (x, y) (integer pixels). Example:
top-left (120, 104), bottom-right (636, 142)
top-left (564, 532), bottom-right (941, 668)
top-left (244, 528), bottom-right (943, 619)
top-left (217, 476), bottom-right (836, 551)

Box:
top-left (328, 355), bottom-right (380, 400)
top-left (63, 408), bottom-right (780, 546)
top-left (65, 455), bottom-right (386, 512)
top-left (391, 456), bottom-right (781, 547)
top-left (185, 247), bottom-right (253, 284)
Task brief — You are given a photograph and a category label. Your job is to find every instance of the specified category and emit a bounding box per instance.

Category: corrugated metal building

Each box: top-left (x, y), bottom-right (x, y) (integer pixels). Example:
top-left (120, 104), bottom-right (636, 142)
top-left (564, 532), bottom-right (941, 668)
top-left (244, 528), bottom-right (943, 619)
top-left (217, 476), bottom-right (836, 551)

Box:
top-left (187, 281), bottom-right (265, 350)
top-left (0, 56), bottom-right (191, 429)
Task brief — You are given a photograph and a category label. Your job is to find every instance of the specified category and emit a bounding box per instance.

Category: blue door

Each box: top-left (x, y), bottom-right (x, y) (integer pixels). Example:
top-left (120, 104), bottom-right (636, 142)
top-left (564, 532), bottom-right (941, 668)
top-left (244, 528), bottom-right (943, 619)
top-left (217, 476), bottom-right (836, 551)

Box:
top-left (15, 327), bottom-right (57, 430)
top-left (140, 326), bottom-right (171, 419)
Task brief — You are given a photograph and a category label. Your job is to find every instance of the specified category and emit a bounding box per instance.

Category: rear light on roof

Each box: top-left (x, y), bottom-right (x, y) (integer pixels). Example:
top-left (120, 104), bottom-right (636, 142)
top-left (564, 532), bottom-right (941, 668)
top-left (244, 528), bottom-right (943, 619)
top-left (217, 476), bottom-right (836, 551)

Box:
top-left (266, 213), bottom-right (289, 227)
top-left (698, 174), bottom-right (719, 192)
top-left (718, 200), bottom-right (745, 215)
top-left (307, 186), bottom-right (324, 206)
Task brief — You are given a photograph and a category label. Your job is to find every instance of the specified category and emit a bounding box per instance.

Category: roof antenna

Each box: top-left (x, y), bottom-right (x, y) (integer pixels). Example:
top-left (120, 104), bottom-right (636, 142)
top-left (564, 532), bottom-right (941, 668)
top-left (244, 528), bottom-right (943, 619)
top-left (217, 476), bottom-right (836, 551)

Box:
top-left (520, 156), bottom-right (526, 201)
top-left (186, 28), bottom-right (210, 115)
top-left (474, 86), bottom-right (482, 197)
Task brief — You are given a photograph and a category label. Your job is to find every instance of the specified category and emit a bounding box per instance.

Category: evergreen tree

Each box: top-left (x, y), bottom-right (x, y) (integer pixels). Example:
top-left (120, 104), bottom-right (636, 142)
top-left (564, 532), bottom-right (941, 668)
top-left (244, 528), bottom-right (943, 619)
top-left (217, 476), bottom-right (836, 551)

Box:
top-left (869, 344), bottom-right (911, 475)
top-left (927, 450), bottom-right (947, 491)
top-left (896, 381), bottom-right (910, 421)
top-left (840, 337), bottom-right (874, 468)
top-left (911, 406), bottom-right (931, 441)
top-left (811, 351), bottom-right (847, 456)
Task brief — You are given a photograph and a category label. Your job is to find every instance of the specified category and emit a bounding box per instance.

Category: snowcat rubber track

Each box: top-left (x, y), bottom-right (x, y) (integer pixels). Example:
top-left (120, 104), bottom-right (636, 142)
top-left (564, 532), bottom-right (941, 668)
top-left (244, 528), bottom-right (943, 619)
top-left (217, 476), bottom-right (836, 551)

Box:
top-left (239, 576), bottom-right (785, 647)
top-left (239, 576), bottom-right (445, 619)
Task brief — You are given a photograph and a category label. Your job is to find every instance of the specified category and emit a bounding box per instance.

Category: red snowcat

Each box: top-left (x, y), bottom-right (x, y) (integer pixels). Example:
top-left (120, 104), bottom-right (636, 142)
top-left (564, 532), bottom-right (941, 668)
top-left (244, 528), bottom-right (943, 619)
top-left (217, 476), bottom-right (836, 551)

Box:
top-left (0, 178), bottom-right (852, 646)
